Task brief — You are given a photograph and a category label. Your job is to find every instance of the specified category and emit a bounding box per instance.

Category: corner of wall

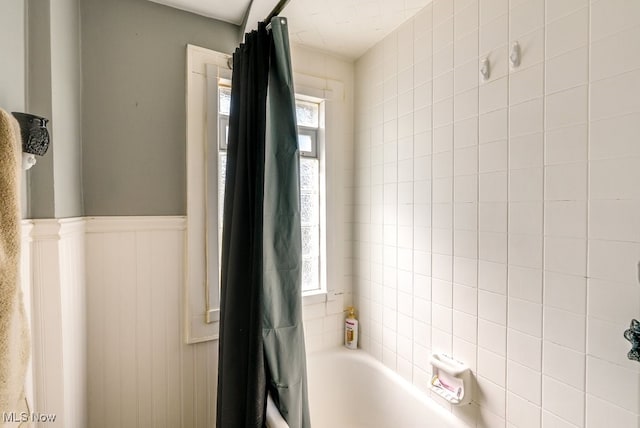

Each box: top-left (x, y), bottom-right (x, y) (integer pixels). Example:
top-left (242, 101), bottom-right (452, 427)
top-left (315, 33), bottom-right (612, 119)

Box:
top-left (26, 218), bottom-right (87, 426)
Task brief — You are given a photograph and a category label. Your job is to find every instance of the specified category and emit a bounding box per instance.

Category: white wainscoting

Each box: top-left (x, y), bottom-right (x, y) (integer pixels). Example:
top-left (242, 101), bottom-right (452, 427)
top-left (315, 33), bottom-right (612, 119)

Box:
top-left (28, 218), bottom-right (87, 427)
top-left (20, 221), bottom-right (34, 418)
top-left (85, 217), bottom-right (217, 428)
top-left (21, 215), bottom-right (346, 428)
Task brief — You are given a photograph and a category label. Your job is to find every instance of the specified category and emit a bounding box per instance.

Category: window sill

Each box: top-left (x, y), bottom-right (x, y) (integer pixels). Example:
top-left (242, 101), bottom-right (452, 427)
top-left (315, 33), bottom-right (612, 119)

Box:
top-left (302, 290), bottom-right (327, 306)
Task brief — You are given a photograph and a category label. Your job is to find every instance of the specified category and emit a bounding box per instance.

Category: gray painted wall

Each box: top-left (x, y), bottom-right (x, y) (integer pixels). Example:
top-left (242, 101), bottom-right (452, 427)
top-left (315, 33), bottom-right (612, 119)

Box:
top-left (0, 0), bottom-right (26, 113)
top-left (0, 0), bottom-right (28, 217)
top-left (27, 0), bottom-right (83, 219)
top-left (81, 0), bottom-right (239, 216)
top-left (51, 0), bottom-right (83, 218)
top-left (27, 0), bottom-right (55, 218)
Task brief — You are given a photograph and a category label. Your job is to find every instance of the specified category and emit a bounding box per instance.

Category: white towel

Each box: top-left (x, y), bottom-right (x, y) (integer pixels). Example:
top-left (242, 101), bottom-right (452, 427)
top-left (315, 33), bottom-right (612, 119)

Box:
top-left (0, 109), bottom-right (30, 426)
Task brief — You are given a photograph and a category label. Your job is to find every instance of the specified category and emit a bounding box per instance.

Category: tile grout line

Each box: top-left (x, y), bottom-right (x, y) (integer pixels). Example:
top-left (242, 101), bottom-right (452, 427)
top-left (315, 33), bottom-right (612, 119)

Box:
top-left (540, 0), bottom-right (547, 422)
top-left (504, 0), bottom-right (512, 423)
top-left (429, 1), bottom-right (434, 379)
top-left (475, 0), bottom-right (481, 419)
top-left (451, 0), bottom-right (456, 361)
top-left (395, 28), bottom-right (399, 374)
top-left (412, 16), bottom-right (422, 381)
top-left (584, 0), bottom-right (592, 425)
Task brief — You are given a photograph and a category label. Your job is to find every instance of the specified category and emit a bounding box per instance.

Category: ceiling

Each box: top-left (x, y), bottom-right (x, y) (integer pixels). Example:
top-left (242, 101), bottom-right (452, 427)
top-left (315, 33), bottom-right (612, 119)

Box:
top-left (148, 0), bottom-right (252, 25)
top-left (284, 0), bottom-right (431, 58)
top-left (148, 0), bottom-right (432, 59)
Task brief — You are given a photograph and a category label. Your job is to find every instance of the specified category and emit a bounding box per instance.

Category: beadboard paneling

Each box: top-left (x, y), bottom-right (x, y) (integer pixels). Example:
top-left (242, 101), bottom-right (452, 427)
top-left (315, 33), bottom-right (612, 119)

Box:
top-left (85, 217), bottom-right (217, 428)
top-left (58, 220), bottom-right (87, 428)
top-left (20, 221), bottom-right (34, 416)
top-left (30, 218), bottom-right (87, 427)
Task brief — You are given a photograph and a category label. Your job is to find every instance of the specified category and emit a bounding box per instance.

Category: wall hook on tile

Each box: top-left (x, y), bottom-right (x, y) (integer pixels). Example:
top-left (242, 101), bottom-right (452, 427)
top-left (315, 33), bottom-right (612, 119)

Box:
top-left (510, 41), bottom-right (521, 69)
top-left (624, 319), bottom-right (640, 362)
top-left (480, 57), bottom-right (490, 82)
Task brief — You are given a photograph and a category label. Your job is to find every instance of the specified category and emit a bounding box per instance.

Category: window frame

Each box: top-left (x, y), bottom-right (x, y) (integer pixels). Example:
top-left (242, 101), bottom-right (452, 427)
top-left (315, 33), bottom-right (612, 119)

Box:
top-left (297, 126), bottom-right (317, 158)
top-left (185, 45), bottom-right (231, 343)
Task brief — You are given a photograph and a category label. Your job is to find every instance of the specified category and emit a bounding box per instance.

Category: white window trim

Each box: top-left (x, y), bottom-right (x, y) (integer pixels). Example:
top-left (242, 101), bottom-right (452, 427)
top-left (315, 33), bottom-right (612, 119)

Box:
top-left (185, 45), bottom-right (230, 343)
top-left (295, 76), bottom-right (344, 306)
top-left (185, 44), bottom-right (344, 344)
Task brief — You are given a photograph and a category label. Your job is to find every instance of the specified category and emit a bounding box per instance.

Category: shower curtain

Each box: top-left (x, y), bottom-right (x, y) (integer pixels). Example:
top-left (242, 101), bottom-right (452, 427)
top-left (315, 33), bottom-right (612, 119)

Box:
top-left (216, 17), bottom-right (311, 428)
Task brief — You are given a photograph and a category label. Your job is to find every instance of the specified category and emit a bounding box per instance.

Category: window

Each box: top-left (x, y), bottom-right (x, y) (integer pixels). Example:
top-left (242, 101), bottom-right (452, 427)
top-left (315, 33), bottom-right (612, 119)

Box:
top-left (217, 85), bottom-right (323, 293)
top-left (186, 45), bottom-right (343, 343)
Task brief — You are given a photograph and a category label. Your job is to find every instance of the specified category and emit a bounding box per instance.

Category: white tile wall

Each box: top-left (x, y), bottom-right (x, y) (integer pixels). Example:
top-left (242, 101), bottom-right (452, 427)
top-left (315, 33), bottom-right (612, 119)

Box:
top-left (353, 0), bottom-right (640, 426)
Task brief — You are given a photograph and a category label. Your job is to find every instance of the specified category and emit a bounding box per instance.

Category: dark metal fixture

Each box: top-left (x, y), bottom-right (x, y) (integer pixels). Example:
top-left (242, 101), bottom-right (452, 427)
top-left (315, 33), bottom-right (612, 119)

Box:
top-left (624, 319), bottom-right (640, 362)
top-left (11, 112), bottom-right (50, 156)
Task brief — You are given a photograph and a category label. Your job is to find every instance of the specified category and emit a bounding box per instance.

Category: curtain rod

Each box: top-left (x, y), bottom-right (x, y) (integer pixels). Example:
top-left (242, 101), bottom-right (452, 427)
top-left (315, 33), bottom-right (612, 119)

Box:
top-left (264, 0), bottom-right (291, 23)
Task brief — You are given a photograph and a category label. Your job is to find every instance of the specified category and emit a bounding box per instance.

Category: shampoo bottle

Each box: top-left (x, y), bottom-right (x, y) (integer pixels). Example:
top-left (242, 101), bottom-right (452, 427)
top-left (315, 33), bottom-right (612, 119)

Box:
top-left (345, 306), bottom-right (358, 350)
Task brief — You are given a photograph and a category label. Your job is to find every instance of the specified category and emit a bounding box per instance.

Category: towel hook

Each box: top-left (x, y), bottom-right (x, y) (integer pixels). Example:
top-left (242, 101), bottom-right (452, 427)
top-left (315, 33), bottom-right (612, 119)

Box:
top-left (480, 57), bottom-right (490, 82)
top-left (12, 112), bottom-right (50, 170)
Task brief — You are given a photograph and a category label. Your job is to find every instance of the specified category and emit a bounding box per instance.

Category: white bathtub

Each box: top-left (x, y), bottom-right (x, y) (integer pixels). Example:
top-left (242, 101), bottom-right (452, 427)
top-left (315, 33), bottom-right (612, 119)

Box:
top-left (267, 348), bottom-right (467, 428)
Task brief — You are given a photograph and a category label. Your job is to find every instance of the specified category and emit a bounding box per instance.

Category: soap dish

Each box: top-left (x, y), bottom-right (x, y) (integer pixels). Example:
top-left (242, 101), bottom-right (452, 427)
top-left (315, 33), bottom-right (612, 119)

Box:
top-left (429, 354), bottom-right (472, 405)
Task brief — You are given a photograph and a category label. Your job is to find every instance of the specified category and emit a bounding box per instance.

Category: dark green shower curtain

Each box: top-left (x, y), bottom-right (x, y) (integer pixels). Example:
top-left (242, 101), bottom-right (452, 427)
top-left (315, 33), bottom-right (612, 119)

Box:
top-left (262, 16), bottom-right (310, 428)
top-left (216, 17), bottom-right (311, 428)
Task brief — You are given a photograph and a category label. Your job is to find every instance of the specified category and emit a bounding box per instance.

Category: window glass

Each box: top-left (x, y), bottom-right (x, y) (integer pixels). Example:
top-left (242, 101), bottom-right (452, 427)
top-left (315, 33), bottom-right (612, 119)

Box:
top-left (218, 87), bottom-right (322, 293)
top-left (295, 100), bottom-right (319, 128)
top-left (218, 153), bottom-right (227, 225)
top-left (300, 157), bottom-right (320, 291)
top-left (298, 133), bottom-right (313, 153)
top-left (219, 86), bottom-right (231, 116)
